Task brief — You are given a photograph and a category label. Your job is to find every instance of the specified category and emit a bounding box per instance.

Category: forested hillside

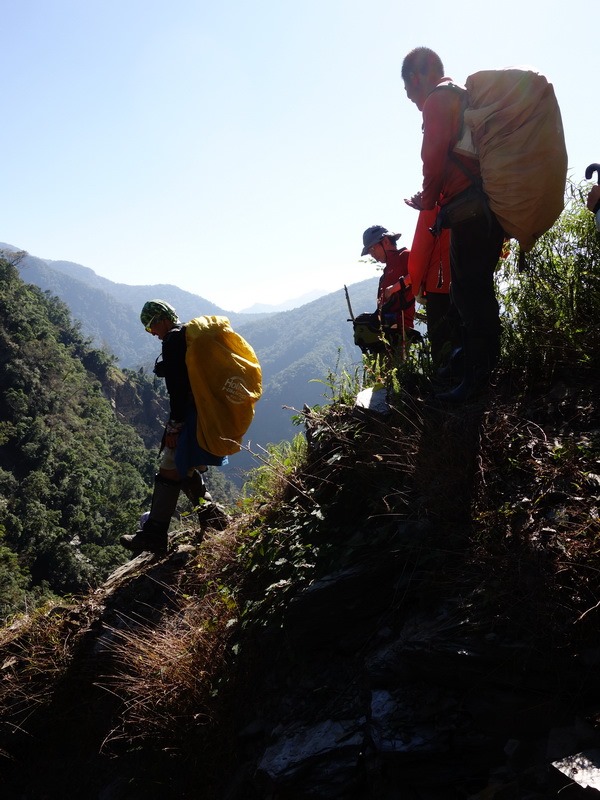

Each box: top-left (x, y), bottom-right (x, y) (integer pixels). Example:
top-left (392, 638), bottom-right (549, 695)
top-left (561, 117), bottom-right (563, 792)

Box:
top-left (0, 254), bottom-right (253, 619)
top-left (0, 256), bottom-right (160, 615)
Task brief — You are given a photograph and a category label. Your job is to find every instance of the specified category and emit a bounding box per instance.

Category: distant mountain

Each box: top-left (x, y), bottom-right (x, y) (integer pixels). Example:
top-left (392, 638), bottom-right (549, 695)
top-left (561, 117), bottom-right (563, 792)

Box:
top-left (240, 289), bottom-right (328, 314)
top-left (232, 280), bottom-right (377, 476)
top-left (1, 242), bottom-right (378, 482)
top-left (1, 243), bottom-right (263, 369)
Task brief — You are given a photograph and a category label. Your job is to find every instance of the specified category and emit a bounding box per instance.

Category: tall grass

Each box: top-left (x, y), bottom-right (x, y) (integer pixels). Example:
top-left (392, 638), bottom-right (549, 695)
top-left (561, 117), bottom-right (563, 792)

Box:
top-left (498, 180), bottom-right (600, 386)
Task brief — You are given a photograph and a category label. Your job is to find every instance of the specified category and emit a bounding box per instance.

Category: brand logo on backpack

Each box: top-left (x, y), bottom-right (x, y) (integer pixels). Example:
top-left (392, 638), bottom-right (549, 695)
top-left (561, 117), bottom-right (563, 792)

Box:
top-left (223, 375), bottom-right (250, 404)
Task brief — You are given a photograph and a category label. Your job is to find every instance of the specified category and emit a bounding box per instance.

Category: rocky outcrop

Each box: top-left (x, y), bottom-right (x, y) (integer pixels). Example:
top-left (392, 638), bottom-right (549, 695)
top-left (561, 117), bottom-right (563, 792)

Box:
top-left (223, 526), bottom-right (600, 799)
top-left (101, 366), bottom-right (167, 447)
top-left (1, 525), bottom-right (600, 799)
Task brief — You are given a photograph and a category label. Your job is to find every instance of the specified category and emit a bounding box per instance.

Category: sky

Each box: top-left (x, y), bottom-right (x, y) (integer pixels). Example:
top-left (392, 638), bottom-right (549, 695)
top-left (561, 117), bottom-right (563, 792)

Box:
top-left (1, 0), bottom-right (596, 312)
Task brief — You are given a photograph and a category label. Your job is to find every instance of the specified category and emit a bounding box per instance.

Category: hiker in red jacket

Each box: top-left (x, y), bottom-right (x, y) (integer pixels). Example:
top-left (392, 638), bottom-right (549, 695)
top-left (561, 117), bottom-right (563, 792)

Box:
top-left (407, 207), bottom-right (460, 370)
top-left (361, 225), bottom-right (415, 343)
top-left (402, 47), bottom-right (505, 402)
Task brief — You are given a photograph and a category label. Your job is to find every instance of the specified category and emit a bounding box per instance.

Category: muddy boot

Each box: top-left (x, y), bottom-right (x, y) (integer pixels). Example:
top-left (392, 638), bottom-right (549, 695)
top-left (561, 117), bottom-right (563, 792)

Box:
top-left (181, 469), bottom-right (229, 537)
top-left (121, 475), bottom-right (181, 556)
top-left (197, 502), bottom-right (230, 533)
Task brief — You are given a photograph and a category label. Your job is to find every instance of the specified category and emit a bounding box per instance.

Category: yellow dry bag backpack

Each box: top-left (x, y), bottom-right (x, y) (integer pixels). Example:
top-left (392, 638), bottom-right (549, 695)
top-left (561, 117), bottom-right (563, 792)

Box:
top-left (185, 316), bottom-right (262, 457)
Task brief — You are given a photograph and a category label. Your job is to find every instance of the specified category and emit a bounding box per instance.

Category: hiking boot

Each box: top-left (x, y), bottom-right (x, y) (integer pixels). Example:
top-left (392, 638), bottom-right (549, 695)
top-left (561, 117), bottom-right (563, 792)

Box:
top-left (435, 346), bottom-right (464, 382)
top-left (120, 520), bottom-right (168, 556)
top-left (120, 474), bottom-right (181, 557)
top-left (197, 502), bottom-right (230, 532)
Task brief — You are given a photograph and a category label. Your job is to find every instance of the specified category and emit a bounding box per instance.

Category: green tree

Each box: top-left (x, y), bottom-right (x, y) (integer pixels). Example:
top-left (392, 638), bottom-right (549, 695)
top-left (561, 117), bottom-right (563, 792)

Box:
top-left (498, 180), bottom-right (600, 384)
top-left (0, 258), bottom-right (156, 606)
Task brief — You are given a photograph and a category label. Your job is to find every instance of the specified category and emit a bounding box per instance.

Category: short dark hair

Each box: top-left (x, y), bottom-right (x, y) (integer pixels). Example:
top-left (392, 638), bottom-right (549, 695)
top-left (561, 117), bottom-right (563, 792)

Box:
top-left (401, 47), bottom-right (444, 82)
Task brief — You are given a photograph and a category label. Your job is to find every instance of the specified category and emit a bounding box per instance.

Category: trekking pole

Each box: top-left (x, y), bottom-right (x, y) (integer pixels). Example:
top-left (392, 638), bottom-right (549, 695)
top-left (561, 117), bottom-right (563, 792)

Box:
top-left (343, 285), bottom-right (355, 322)
top-left (401, 309), bottom-right (407, 361)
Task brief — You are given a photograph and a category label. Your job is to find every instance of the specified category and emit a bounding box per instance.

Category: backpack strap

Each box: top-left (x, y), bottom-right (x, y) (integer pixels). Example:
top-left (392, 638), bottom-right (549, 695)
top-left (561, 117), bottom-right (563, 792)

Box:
top-left (448, 150), bottom-right (481, 187)
top-left (432, 79), bottom-right (479, 166)
top-left (432, 78), bottom-right (466, 94)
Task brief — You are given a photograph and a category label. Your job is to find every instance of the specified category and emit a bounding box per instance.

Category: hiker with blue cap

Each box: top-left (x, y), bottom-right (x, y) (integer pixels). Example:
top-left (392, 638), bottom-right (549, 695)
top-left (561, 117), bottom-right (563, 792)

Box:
top-left (361, 225), bottom-right (415, 346)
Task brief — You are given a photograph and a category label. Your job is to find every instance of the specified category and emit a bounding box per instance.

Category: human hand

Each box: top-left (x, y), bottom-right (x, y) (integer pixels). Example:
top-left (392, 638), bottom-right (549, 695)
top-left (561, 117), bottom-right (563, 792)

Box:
top-left (587, 185), bottom-right (600, 214)
top-left (164, 419), bottom-right (183, 449)
top-left (383, 276), bottom-right (411, 302)
top-left (164, 431), bottom-right (179, 449)
top-left (383, 283), bottom-right (399, 302)
top-left (404, 192), bottom-right (424, 210)
top-left (382, 278), bottom-right (415, 313)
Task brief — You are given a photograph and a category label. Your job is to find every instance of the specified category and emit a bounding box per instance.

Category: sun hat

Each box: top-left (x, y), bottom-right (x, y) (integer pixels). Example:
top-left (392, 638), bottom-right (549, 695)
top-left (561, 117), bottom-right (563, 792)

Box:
top-left (361, 225), bottom-right (401, 256)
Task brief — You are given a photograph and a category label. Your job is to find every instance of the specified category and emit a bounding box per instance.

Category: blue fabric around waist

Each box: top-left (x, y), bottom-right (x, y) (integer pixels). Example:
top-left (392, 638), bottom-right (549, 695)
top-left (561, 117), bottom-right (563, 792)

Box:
top-left (175, 407), bottom-right (228, 475)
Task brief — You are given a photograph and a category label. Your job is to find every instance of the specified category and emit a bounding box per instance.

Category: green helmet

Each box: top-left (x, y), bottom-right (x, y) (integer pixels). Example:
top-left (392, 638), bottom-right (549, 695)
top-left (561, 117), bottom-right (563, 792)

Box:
top-left (140, 300), bottom-right (180, 327)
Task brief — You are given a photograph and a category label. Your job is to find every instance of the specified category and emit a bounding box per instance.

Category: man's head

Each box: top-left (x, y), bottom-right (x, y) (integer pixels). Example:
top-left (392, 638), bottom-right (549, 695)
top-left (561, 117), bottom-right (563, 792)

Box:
top-left (361, 225), bottom-right (401, 263)
top-left (140, 300), bottom-right (180, 338)
top-left (401, 47), bottom-right (444, 110)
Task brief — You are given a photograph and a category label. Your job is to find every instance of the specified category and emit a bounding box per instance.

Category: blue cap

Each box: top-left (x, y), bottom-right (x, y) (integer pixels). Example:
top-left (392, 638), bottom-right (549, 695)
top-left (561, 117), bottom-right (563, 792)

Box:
top-left (361, 226), bottom-right (401, 256)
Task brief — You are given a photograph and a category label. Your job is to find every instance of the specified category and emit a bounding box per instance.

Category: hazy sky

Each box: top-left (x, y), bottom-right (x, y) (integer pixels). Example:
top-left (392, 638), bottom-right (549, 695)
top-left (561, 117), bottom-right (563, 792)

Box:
top-left (1, 0), bottom-right (596, 311)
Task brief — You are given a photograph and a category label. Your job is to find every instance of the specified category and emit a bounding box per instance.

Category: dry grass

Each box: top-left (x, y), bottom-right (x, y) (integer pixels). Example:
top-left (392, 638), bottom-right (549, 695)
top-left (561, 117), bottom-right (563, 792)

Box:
top-left (0, 603), bottom-right (80, 737)
top-left (466, 378), bottom-right (600, 645)
top-left (0, 527), bottom-right (253, 758)
top-left (98, 597), bottom-right (234, 747)
top-left (96, 528), bottom-right (252, 749)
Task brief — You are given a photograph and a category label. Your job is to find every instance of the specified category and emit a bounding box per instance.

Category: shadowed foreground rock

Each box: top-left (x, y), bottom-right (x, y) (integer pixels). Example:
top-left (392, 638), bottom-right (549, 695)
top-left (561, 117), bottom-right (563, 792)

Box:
top-left (224, 527), bottom-right (600, 799)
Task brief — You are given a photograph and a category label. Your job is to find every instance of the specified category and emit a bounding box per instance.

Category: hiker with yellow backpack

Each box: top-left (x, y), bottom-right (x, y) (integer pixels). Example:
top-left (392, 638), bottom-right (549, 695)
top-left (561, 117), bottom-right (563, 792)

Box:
top-left (121, 300), bottom-right (262, 557)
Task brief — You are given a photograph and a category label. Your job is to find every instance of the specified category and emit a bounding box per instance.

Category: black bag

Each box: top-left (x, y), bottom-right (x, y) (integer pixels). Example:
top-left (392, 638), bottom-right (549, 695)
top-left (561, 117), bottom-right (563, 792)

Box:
top-left (433, 185), bottom-right (490, 232)
top-left (353, 312), bottom-right (397, 355)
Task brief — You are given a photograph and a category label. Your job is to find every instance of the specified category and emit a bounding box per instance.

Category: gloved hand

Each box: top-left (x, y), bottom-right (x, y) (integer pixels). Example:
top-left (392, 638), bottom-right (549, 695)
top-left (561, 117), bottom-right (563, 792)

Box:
top-left (164, 419), bottom-right (184, 449)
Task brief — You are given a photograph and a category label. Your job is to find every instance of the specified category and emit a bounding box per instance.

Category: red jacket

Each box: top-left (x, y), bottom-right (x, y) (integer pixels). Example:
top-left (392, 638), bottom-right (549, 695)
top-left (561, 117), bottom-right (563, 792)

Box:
top-left (408, 208), bottom-right (451, 295)
top-left (377, 247), bottom-right (415, 329)
top-left (420, 79), bottom-right (481, 209)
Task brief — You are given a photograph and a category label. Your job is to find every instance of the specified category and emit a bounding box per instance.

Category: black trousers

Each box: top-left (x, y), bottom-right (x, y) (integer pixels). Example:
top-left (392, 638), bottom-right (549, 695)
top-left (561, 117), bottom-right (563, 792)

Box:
top-left (449, 212), bottom-right (505, 341)
top-left (425, 292), bottom-right (461, 366)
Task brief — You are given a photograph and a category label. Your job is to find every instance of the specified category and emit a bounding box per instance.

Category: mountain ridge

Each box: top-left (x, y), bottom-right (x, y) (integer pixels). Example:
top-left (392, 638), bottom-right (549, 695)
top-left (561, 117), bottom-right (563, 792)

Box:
top-left (239, 288), bottom-right (330, 313)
